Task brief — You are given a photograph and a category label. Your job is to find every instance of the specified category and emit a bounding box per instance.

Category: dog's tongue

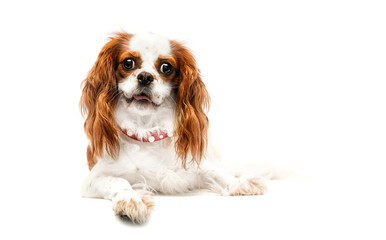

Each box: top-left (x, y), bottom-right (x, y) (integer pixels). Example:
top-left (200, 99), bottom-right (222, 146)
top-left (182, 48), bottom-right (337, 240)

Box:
top-left (133, 95), bottom-right (152, 103)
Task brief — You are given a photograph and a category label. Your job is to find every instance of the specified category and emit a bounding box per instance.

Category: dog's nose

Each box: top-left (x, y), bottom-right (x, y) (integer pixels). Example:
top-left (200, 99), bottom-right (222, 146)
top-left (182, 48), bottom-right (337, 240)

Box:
top-left (137, 72), bottom-right (154, 86)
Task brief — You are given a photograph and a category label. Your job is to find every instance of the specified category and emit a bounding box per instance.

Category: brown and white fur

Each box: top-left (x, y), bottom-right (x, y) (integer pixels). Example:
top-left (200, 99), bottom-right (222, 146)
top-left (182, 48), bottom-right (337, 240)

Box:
top-left (80, 31), bottom-right (266, 223)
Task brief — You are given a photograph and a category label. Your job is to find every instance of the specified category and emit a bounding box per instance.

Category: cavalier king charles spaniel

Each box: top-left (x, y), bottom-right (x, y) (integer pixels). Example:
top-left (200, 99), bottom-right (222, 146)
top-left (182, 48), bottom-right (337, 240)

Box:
top-left (80, 31), bottom-right (266, 223)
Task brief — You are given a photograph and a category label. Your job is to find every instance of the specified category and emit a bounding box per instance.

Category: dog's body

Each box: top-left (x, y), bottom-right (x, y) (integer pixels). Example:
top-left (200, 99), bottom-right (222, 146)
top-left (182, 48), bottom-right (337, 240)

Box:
top-left (81, 32), bottom-right (266, 223)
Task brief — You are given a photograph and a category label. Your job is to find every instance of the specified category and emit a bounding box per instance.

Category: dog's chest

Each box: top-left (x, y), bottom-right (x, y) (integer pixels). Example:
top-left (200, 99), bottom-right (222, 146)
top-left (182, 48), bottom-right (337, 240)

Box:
top-left (117, 139), bottom-right (200, 193)
top-left (121, 140), bottom-right (176, 169)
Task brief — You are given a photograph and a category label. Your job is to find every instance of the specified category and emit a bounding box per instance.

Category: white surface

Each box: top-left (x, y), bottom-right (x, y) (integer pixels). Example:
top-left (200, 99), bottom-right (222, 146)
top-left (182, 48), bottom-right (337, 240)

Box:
top-left (3, 179), bottom-right (385, 239)
top-left (0, 0), bottom-right (385, 239)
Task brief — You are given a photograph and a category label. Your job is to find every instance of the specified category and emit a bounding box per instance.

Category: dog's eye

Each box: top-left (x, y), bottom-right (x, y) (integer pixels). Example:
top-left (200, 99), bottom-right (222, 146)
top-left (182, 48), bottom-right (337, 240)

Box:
top-left (122, 58), bottom-right (135, 70)
top-left (160, 63), bottom-right (173, 76)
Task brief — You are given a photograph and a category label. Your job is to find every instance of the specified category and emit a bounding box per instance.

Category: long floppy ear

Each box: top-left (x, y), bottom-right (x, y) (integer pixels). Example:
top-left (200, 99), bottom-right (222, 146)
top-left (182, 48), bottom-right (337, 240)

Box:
top-left (171, 41), bottom-right (210, 167)
top-left (80, 32), bottom-right (131, 170)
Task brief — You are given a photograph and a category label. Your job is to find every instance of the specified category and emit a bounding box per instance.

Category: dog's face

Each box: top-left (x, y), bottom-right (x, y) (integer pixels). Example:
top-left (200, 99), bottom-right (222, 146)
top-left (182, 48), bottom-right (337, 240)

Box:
top-left (80, 32), bottom-right (210, 169)
top-left (117, 33), bottom-right (177, 110)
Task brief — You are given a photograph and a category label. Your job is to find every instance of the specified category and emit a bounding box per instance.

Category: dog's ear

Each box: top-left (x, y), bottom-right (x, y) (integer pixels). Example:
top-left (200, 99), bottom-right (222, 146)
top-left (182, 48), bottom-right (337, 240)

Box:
top-left (171, 41), bottom-right (210, 167)
top-left (80, 32), bottom-right (131, 170)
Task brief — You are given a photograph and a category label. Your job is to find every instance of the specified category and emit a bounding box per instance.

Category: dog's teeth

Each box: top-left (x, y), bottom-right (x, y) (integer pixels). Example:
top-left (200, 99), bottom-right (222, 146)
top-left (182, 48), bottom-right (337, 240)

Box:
top-left (127, 129), bottom-right (134, 136)
top-left (159, 135), bottom-right (164, 139)
top-left (149, 136), bottom-right (155, 142)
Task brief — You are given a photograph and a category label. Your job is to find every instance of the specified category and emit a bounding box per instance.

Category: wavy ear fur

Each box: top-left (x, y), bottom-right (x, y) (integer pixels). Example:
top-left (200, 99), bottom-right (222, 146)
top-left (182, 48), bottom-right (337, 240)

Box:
top-left (171, 41), bottom-right (210, 167)
top-left (80, 32), bottom-right (131, 170)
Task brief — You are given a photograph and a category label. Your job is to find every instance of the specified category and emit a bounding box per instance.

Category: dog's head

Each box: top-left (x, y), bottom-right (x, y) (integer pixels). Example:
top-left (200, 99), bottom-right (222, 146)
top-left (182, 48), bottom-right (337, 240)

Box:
top-left (80, 32), bottom-right (209, 169)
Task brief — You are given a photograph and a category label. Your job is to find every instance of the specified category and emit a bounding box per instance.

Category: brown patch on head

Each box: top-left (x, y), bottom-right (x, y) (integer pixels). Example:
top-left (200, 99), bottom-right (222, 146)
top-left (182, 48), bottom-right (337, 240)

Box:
top-left (155, 55), bottom-right (177, 82)
top-left (170, 40), bottom-right (210, 167)
top-left (80, 31), bottom-right (132, 170)
top-left (116, 51), bottom-right (143, 80)
top-left (118, 51), bottom-right (141, 63)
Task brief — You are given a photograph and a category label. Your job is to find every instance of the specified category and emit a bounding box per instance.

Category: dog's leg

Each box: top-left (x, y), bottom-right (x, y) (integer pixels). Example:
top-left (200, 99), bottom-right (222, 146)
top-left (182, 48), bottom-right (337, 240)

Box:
top-left (82, 171), bottom-right (154, 223)
top-left (201, 164), bottom-right (267, 196)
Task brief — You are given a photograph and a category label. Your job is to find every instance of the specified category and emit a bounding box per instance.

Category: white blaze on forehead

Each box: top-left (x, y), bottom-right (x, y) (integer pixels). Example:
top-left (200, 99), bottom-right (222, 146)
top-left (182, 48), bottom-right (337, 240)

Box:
top-left (128, 32), bottom-right (172, 63)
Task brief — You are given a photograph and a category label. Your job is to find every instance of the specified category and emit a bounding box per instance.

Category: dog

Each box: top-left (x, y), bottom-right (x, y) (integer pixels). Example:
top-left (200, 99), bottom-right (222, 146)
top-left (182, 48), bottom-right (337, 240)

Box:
top-left (80, 31), bottom-right (266, 223)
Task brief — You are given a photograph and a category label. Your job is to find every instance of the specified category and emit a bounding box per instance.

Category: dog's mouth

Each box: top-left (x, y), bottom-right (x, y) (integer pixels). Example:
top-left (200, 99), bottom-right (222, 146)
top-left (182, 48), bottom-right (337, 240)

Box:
top-left (123, 93), bottom-right (160, 107)
top-left (133, 93), bottom-right (152, 103)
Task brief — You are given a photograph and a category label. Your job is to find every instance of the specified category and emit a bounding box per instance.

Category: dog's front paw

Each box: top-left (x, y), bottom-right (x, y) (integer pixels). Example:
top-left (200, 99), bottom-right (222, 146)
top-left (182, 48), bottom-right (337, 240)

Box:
top-left (112, 191), bottom-right (154, 224)
top-left (229, 177), bottom-right (267, 196)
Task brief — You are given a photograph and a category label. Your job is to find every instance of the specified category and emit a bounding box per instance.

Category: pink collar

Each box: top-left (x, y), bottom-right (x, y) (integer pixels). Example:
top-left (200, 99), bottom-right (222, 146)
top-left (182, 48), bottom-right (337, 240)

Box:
top-left (120, 128), bottom-right (169, 142)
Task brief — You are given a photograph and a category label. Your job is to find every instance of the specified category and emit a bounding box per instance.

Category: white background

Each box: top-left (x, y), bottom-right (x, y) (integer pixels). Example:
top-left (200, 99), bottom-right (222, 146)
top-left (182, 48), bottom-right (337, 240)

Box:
top-left (0, 0), bottom-right (385, 239)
